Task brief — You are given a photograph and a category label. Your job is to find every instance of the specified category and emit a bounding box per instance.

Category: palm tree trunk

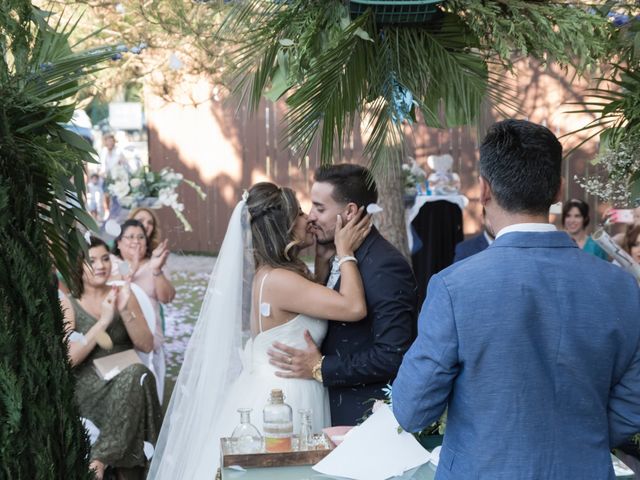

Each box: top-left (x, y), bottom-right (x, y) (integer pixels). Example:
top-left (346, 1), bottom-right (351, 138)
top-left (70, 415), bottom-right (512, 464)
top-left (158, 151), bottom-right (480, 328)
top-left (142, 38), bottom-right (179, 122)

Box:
top-left (373, 160), bottom-right (410, 261)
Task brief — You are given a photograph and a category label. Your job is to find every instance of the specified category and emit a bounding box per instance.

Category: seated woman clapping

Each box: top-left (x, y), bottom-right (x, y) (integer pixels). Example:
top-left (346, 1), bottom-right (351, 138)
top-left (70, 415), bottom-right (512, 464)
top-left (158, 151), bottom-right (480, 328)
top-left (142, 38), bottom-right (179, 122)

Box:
top-left (111, 219), bottom-right (175, 403)
top-left (61, 236), bottom-right (162, 480)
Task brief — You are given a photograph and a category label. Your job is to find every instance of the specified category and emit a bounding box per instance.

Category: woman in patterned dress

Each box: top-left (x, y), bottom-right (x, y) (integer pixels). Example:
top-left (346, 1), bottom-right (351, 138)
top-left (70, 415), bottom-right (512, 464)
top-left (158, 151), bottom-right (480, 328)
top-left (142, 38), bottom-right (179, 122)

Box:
top-left (61, 236), bottom-right (161, 479)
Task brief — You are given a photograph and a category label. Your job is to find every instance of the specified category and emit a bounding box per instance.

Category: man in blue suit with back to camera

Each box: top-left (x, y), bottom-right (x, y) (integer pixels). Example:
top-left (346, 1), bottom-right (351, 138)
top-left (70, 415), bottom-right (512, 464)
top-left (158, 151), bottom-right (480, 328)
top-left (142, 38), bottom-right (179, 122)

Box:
top-left (393, 119), bottom-right (640, 479)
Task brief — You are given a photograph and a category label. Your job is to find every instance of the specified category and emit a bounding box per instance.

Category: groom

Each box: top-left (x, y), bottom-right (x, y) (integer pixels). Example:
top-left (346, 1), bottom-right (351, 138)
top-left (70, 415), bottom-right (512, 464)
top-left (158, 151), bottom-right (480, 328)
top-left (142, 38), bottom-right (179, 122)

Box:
top-left (268, 163), bottom-right (418, 426)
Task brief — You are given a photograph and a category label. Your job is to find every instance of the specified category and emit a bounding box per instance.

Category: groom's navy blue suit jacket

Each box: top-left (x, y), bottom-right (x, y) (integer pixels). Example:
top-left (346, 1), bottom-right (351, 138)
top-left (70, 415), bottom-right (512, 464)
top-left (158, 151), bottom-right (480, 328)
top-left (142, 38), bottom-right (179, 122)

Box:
top-left (321, 227), bottom-right (418, 426)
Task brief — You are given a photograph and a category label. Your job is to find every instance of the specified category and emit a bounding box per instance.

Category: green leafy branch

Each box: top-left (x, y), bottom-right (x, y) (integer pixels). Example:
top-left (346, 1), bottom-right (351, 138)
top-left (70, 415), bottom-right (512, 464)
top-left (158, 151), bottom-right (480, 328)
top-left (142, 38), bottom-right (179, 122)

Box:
top-left (219, 0), bottom-right (611, 174)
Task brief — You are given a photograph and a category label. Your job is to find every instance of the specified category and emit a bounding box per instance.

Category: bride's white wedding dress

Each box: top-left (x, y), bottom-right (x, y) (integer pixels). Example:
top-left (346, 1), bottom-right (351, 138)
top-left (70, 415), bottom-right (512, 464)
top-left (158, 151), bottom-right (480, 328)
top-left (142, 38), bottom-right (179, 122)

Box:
top-left (218, 314), bottom-right (331, 442)
top-left (149, 199), bottom-right (330, 479)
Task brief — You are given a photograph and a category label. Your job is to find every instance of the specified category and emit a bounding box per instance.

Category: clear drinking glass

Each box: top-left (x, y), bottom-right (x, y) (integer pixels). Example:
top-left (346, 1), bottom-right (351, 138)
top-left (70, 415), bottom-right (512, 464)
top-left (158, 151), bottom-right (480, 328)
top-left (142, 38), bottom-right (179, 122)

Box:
top-left (231, 408), bottom-right (263, 453)
top-left (297, 409), bottom-right (313, 451)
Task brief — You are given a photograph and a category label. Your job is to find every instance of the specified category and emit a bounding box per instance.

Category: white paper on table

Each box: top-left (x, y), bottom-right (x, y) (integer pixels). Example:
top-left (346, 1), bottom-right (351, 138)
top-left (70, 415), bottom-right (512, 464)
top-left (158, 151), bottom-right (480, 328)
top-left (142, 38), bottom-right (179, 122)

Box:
top-left (312, 404), bottom-right (431, 480)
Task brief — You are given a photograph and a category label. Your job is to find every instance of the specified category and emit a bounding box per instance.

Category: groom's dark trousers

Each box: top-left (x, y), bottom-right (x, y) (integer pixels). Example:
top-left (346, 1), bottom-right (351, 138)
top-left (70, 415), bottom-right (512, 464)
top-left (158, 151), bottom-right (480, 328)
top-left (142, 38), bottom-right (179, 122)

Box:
top-left (320, 227), bottom-right (418, 426)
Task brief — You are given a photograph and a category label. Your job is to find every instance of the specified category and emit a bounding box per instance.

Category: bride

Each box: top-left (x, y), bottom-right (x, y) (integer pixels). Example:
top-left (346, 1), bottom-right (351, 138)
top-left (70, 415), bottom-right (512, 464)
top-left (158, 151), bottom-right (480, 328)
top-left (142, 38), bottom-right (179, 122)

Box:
top-left (148, 182), bottom-right (371, 478)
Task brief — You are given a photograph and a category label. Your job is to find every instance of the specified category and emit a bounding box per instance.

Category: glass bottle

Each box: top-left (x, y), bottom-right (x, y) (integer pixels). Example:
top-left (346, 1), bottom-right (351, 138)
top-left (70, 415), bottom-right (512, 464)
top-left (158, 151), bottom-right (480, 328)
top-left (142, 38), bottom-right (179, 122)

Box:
top-left (230, 408), bottom-right (263, 454)
top-left (263, 389), bottom-right (293, 452)
top-left (298, 409), bottom-right (313, 451)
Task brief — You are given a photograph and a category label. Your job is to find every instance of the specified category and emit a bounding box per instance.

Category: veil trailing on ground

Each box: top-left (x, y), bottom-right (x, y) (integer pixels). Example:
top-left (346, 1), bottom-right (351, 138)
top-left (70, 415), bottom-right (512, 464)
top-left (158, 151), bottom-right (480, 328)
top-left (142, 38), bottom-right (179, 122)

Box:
top-left (148, 198), bottom-right (254, 479)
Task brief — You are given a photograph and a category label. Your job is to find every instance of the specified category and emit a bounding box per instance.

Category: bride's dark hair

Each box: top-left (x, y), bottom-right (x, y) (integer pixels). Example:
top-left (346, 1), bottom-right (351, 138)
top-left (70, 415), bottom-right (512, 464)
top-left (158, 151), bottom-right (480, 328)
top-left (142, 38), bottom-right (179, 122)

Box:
top-left (247, 182), bottom-right (311, 278)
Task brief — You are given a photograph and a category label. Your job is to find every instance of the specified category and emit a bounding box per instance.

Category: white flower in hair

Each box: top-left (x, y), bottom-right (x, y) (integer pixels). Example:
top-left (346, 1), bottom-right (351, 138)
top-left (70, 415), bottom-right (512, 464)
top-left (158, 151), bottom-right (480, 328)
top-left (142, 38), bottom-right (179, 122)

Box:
top-left (367, 203), bottom-right (383, 214)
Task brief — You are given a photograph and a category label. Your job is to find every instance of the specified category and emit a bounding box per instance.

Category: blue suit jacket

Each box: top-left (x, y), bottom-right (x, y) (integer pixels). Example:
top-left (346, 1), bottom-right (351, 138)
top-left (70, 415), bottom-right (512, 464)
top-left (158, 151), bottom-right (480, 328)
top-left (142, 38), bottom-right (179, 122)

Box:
top-left (393, 231), bottom-right (640, 479)
top-left (321, 227), bottom-right (418, 426)
top-left (453, 232), bottom-right (489, 263)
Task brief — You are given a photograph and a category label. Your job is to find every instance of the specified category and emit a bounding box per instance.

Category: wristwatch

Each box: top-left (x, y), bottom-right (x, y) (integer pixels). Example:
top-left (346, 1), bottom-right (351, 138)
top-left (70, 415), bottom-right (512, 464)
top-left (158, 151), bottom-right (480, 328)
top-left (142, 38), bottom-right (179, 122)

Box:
top-left (312, 356), bottom-right (324, 383)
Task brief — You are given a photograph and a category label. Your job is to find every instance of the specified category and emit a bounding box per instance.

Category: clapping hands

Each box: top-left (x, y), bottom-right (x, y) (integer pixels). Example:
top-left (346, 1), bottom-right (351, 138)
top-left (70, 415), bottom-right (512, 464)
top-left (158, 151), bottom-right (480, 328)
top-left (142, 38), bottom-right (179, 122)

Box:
top-left (115, 281), bottom-right (132, 312)
top-left (150, 239), bottom-right (170, 272)
top-left (100, 288), bottom-right (118, 324)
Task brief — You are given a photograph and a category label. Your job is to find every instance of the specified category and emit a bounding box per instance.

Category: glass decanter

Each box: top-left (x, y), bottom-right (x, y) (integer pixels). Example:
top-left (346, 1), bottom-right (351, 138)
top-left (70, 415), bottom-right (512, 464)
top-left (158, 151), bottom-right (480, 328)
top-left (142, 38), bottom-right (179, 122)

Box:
top-left (263, 389), bottom-right (293, 452)
top-left (231, 408), bottom-right (263, 454)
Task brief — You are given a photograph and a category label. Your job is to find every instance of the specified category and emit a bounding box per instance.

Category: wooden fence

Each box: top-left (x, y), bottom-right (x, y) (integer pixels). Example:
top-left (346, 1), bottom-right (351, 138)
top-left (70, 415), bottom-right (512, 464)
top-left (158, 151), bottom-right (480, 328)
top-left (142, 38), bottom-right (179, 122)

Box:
top-left (146, 59), bottom-right (602, 254)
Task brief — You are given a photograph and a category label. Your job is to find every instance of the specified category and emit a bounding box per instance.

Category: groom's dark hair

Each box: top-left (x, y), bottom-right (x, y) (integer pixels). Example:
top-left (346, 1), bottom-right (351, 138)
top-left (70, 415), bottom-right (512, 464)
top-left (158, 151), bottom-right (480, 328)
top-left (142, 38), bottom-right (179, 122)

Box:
top-left (480, 119), bottom-right (562, 215)
top-left (314, 163), bottom-right (377, 207)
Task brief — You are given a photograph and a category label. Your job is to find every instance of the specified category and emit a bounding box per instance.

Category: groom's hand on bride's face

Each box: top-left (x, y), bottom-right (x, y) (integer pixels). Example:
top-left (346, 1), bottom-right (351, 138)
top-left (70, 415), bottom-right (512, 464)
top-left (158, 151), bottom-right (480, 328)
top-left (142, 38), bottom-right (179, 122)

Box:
top-left (268, 330), bottom-right (321, 379)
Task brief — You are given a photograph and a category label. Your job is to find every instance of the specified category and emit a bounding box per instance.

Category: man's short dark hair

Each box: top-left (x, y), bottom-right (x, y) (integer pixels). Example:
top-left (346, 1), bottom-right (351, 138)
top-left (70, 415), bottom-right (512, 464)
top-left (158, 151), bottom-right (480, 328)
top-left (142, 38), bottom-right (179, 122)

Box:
top-left (314, 163), bottom-right (377, 207)
top-left (479, 119), bottom-right (562, 215)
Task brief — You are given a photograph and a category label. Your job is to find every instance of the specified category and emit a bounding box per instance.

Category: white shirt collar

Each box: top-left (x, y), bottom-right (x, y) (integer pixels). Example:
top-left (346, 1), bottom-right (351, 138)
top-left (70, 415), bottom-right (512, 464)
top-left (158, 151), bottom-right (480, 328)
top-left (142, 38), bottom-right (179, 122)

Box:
top-left (495, 223), bottom-right (557, 239)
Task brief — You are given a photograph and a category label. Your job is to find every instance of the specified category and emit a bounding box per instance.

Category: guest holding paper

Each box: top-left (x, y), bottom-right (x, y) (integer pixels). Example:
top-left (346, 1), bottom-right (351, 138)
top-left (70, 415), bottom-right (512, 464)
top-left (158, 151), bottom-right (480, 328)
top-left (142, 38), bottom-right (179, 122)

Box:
top-left (393, 120), bottom-right (640, 479)
top-left (61, 236), bottom-right (161, 480)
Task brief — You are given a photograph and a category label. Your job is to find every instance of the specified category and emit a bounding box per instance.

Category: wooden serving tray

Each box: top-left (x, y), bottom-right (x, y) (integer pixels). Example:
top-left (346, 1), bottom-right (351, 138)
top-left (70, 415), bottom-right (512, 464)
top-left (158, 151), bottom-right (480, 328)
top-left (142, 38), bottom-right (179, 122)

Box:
top-left (220, 434), bottom-right (333, 468)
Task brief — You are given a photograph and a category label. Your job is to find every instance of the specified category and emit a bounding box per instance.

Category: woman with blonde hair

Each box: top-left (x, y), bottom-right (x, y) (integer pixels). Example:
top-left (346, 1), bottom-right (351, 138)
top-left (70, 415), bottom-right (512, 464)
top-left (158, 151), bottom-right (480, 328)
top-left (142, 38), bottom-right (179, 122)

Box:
top-left (128, 207), bottom-right (161, 251)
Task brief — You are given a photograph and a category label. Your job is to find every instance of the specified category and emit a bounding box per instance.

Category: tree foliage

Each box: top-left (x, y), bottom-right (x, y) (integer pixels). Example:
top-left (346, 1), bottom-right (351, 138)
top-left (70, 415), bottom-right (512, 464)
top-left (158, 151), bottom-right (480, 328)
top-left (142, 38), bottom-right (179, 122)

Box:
top-left (565, 3), bottom-right (640, 205)
top-left (44, 0), bottom-right (228, 104)
top-left (0, 1), bottom-right (119, 476)
top-left (218, 0), bottom-right (613, 173)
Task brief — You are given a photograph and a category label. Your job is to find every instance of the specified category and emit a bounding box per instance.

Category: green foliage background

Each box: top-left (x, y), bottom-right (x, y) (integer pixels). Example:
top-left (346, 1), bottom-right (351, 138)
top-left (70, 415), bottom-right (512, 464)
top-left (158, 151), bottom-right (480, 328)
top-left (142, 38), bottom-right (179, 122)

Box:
top-left (0, 1), bottom-right (118, 477)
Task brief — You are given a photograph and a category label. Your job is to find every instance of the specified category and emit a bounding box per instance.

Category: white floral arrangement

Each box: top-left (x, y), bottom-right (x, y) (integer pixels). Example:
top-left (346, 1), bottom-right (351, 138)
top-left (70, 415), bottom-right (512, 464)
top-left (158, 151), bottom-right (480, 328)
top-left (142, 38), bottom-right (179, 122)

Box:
top-left (576, 135), bottom-right (640, 207)
top-left (401, 157), bottom-right (427, 196)
top-left (107, 165), bottom-right (206, 232)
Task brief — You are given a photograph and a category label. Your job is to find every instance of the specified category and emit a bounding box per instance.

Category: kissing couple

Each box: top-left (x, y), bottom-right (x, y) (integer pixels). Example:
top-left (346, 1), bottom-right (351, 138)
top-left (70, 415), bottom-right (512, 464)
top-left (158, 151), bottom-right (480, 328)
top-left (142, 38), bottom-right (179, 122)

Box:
top-left (148, 164), bottom-right (418, 479)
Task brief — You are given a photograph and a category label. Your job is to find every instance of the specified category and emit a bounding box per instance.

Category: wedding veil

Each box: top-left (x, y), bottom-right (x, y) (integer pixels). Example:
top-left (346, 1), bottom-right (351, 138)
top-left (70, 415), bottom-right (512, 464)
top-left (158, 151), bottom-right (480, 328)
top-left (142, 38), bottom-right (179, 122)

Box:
top-left (148, 198), bottom-right (254, 479)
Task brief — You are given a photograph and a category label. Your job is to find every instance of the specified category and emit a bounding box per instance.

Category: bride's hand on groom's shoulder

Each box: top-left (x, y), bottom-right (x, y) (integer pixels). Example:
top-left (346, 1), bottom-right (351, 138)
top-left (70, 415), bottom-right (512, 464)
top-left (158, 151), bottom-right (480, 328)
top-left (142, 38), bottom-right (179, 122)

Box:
top-left (268, 330), bottom-right (321, 380)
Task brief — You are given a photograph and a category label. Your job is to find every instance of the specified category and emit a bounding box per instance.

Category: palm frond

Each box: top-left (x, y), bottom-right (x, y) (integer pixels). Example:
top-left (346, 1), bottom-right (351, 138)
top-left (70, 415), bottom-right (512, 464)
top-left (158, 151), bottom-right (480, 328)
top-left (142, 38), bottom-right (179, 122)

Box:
top-left (1, 4), bottom-right (119, 291)
top-left (219, 0), bottom-right (613, 173)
